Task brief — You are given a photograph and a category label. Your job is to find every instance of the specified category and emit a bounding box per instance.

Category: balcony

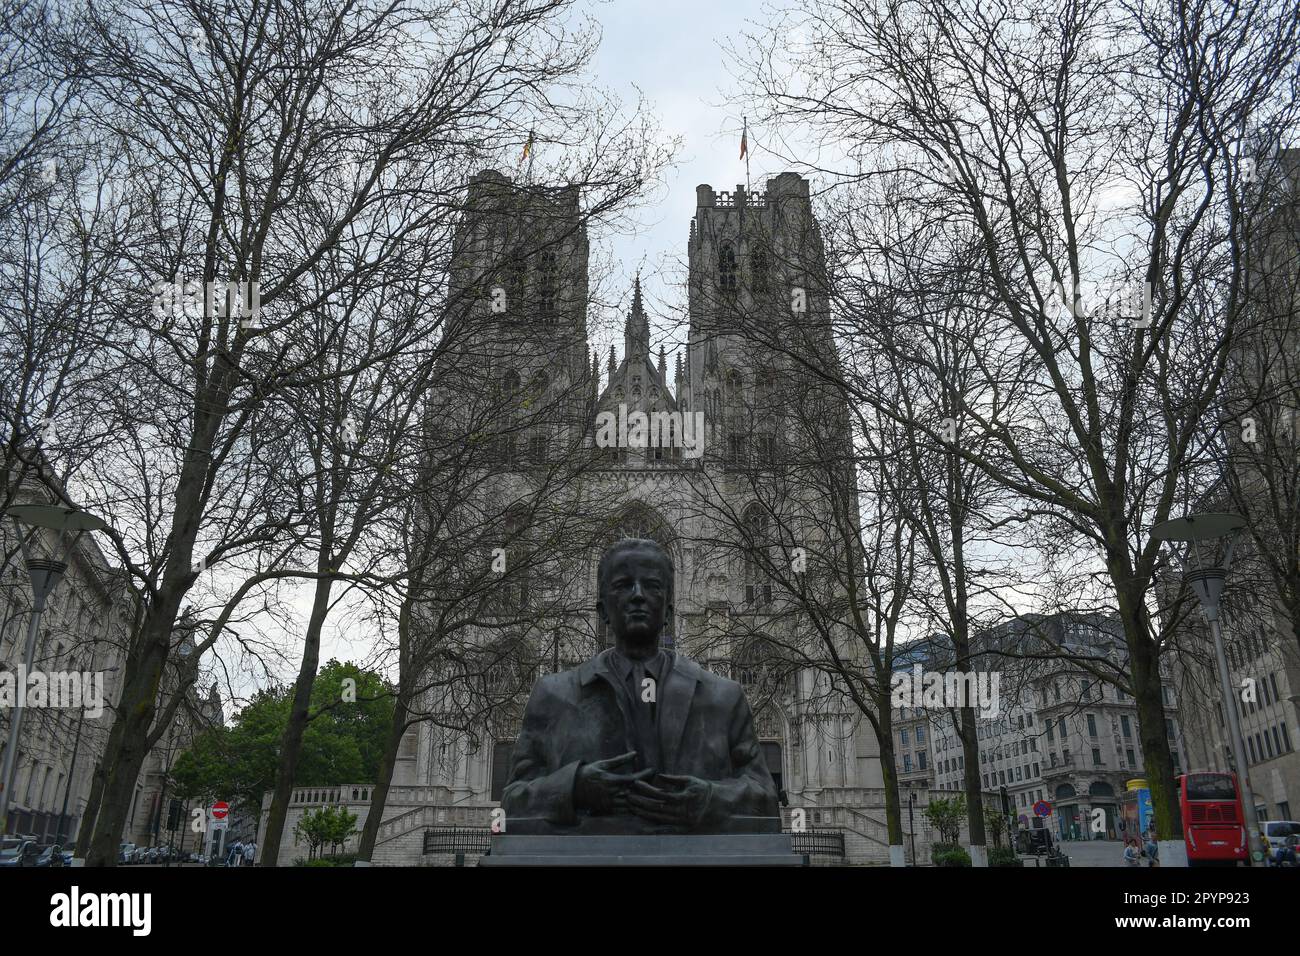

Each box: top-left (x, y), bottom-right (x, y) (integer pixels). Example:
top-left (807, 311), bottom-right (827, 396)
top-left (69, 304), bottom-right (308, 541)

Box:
top-left (1040, 754), bottom-right (1075, 780)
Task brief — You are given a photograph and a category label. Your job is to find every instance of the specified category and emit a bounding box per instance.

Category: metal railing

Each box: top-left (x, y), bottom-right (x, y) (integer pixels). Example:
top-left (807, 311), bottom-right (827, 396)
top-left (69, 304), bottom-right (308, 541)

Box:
top-left (423, 827), bottom-right (492, 856)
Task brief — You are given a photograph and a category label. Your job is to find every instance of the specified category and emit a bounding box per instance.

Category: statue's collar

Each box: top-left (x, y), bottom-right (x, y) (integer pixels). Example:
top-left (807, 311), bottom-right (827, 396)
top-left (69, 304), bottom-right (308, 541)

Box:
top-left (581, 647), bottom-right (701, 686)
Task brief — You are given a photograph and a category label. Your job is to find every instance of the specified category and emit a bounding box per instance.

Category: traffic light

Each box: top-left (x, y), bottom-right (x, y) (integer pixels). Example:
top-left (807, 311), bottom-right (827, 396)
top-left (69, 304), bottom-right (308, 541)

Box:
top-left (167, 799), bottom-right (183, 831)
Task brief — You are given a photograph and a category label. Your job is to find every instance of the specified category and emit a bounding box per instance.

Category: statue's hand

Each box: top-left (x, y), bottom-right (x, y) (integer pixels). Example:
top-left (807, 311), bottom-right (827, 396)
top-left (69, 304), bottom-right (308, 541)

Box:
top-left (627, 774), bottom-right (713, 828)
top-left (574, 751), bottom-right (656, 814)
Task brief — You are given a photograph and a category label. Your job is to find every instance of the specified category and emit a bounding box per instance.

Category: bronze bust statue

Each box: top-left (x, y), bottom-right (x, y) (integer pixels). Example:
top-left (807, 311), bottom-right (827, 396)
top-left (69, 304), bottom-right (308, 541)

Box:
top-left (501, 538), bottom-right (780, 833)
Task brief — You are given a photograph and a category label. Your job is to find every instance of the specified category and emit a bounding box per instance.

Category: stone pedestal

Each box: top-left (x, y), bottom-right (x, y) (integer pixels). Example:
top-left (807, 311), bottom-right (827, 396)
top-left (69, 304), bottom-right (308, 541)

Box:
top-left (479, 833), bottom-right (807, 866)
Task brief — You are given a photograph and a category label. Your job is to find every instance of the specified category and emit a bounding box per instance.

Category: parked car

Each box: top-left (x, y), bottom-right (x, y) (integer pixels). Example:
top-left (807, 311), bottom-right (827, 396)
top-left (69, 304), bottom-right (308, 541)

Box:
top-left (0, 839), bottom-right (40, 867)
top-left (118, 842), bottom-right (136, 864)
top-left (131, 845), bottom-right (148, 864)
top-left (1263, 820), bottom-right (1300, 851)
top-left (35, 844), bottom-right (67, 867)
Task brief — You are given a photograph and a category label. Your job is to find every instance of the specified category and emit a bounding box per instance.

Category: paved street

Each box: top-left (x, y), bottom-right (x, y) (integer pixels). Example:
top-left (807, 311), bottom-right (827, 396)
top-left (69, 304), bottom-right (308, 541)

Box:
top-left (1054, 839), bottom-right (1128, 867)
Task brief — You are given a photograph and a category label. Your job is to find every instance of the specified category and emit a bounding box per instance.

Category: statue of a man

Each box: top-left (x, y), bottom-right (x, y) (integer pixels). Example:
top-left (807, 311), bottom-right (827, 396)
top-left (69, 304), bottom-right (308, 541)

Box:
top-left (501, 538), bottom-right (780, 832)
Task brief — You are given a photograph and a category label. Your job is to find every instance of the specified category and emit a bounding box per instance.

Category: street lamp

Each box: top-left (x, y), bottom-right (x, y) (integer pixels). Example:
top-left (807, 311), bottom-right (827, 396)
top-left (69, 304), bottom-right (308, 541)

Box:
top-left (0, 505), bottom-right (109, 838)
top-left (908, 789), bottom-right (916, 865)
top-left (1152, 511), bottom-right (1264, 866)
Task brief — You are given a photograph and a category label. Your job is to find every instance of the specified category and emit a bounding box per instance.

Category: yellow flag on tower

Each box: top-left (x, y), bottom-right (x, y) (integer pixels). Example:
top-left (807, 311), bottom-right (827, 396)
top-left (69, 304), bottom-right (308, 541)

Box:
top-left (739, 118), bottom-right (748, 161)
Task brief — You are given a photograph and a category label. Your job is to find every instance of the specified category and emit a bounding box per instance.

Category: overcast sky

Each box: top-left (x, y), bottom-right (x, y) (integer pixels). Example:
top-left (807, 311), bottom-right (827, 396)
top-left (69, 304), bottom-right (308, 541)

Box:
top-left (581, 0), bottom-right (787, 368)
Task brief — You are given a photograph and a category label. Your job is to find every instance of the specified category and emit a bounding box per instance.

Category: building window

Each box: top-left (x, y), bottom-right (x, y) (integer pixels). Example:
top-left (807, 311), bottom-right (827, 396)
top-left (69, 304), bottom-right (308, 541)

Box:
top-left (903, 753), bottom-right (912, 772)
top-left (1091, 748), bottom-right (1102, 766)
top-left (537, 251), bottom-right (558, 323)
top-left (718, 242), bottom-right (737, 293)
top-left (750, 247), bottom-right (769, 295)
top-left (1126, 747), bottom-right (1136, 766)
top-left (1121, 715), bottom-right (1131, 738)
top-left (1086, 714), bottom-right (1097, 738)
top-left (900, 729), bottom-right (909, 747)
top-left (916, 726), bottom-right (925, 744)
top-left (917, 750), bottom-right (927, 770)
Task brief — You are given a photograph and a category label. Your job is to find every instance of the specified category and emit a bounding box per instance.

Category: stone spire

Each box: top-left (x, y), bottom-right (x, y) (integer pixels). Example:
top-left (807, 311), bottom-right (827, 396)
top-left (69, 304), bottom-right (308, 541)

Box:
top-left (658, 344), bottom-right (667, 381)
top-left (608, 343), bottom-right (616, 380)
top-left (590, 348), bottom-right (600, 403)
top-left (624, 274), bottom-right (650, 360)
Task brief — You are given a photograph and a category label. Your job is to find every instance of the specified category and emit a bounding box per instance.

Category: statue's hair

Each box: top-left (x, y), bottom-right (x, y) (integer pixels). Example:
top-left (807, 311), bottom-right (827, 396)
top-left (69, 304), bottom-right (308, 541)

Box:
top-left (597, 537), bottom-right (674, 605)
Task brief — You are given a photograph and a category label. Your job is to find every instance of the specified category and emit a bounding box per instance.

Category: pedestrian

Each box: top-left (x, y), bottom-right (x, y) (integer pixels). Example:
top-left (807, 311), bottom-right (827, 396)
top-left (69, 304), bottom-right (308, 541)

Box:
top-left (243, 840), bottom-right (255, 866)
top-left (1123, 838), bottom-right (1142, 866)
top-left (228, 840), bottom-right (243, 867)
top-left (1143, 831), bottom-right (1158, 867)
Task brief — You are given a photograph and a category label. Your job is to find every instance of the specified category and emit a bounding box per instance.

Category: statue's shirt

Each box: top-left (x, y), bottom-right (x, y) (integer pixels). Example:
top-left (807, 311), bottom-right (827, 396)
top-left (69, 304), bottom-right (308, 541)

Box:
top-left (608, 648), bottom-right (673, 772)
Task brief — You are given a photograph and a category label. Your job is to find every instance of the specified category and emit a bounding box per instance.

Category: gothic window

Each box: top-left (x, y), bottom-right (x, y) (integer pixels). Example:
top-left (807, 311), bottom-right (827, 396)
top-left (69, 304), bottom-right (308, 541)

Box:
top-left (718, 241), bottom-right (737, 293)
top-left (742, 506), bottom-right (772, 604)
top-left (506, 257), bottom-right (526, 314)
top-left (528, 433), bottom-right (547, 465)
top-left (538, 250), bottom-right (558, 323)
top-left (528, 370), bottom-right (549, 404)
top-left (751, 247), bottom-right (769, 295)
top-left (502, 507), bottom-right (530, 607)
top-left (490, 740), bottom-right (516, 802)
top-left (733, 637), bottom-right (788, 702)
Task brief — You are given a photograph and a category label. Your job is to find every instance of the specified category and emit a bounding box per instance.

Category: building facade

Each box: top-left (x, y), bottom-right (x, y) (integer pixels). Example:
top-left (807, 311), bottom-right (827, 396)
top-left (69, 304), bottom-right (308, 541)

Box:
top-left (257, 171), bottom-right (936, 866)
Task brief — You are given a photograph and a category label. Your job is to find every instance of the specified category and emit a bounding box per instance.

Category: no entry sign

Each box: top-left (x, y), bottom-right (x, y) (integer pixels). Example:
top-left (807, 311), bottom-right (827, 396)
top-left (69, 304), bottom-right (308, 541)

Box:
top-left (212, 801), bottom-right (229, 819)
top-left (1033, 800), bottom-right (1051, 817)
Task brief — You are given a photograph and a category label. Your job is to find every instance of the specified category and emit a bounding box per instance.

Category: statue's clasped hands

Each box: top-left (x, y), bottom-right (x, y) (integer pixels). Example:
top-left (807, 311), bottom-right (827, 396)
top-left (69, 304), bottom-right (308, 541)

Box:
top-left (575, 751), bottom-right (712, 826)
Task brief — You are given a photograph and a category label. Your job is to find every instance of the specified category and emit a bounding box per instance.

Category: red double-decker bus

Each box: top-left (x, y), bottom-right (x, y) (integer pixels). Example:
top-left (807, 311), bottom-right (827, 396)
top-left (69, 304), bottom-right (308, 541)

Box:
top-left (1180, 771), bottom-right (1247, 866)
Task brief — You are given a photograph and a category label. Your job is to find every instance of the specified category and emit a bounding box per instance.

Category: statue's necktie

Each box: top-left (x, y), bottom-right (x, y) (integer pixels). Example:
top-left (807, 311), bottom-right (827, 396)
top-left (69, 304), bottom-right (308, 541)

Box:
top-left (630, 661), bottom-right (660, 772)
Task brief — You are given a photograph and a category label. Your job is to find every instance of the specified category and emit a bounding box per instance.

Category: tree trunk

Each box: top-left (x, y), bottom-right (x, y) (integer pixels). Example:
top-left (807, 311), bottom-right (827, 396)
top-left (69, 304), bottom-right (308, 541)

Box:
top-left (259, 570), bottom-right (334, 865)
top-left (957, 700), bottom-right (987, 864)
top-left (1115, 572), bottom-right (1183, 847)
top-left (86, 607), bottom-right (175, 865)
top-left (356, 692), bottom-right (410, 862)
top-left (74, 762), bottom-right (104, 858)
top-left (877, 721), bottom-right (906, 866)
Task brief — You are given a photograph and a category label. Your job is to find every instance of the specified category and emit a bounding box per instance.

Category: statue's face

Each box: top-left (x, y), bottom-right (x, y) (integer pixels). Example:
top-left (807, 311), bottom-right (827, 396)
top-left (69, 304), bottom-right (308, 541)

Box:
top-left (598, 544), bottom-right (672, 648)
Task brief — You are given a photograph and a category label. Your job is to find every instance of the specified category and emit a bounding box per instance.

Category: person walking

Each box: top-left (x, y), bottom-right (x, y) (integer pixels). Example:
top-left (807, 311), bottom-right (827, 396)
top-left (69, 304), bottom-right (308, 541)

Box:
top-left (1123, 839), bottom-right (1142, 866)
top-left (243, 840), bottom-right (255, 866)
top-left (1143, 831), bottom-right (1159, 867)
top-left (227, 840), bottom-right (243, 867)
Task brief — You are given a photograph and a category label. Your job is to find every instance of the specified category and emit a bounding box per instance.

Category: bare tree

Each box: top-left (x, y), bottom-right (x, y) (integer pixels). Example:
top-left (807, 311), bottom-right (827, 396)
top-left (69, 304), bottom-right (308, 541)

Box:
top-left (731, 0), bottom-right (1300, 856)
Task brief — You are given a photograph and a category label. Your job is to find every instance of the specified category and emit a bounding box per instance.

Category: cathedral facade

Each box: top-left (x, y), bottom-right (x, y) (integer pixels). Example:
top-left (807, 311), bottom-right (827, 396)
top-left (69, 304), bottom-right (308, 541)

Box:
top-left (362, 170), bottom-right (896, 865)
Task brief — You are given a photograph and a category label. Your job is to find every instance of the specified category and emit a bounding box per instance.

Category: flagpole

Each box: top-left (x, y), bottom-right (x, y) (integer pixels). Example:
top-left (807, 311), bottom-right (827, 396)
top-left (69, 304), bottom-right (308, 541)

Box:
top-left (743, 116), bottom-right (750, 192)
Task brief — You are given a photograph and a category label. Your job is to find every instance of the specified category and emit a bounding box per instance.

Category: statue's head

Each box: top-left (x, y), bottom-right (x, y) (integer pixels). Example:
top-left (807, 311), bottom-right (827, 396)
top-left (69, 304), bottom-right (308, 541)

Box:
top-left (596, 538), bottom-right (674, 651)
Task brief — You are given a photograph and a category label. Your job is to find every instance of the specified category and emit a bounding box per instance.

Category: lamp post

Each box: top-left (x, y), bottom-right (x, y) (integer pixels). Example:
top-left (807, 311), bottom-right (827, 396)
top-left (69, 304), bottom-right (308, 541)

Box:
top-left (0, 505), bottom-right (108, 837)
top-left (908, 789), bottom-right (916, 865)
top-left (1152, 512), bottom-right (1263, 866)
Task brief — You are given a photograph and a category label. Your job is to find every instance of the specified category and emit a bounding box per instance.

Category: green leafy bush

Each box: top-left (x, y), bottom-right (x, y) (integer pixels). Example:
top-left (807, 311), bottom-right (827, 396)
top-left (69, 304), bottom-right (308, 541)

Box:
top-left (930, 842), bottom-right (972, 868)
top-left (931, 843), bottom-right (972, 867)
top-left (989, 847), bottom-right (1020, 867)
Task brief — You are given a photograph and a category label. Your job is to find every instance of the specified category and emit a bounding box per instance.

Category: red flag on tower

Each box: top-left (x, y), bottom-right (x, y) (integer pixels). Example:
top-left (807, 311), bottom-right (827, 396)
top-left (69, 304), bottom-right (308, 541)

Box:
top-left (739, 117), bottom-right (748, 161)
